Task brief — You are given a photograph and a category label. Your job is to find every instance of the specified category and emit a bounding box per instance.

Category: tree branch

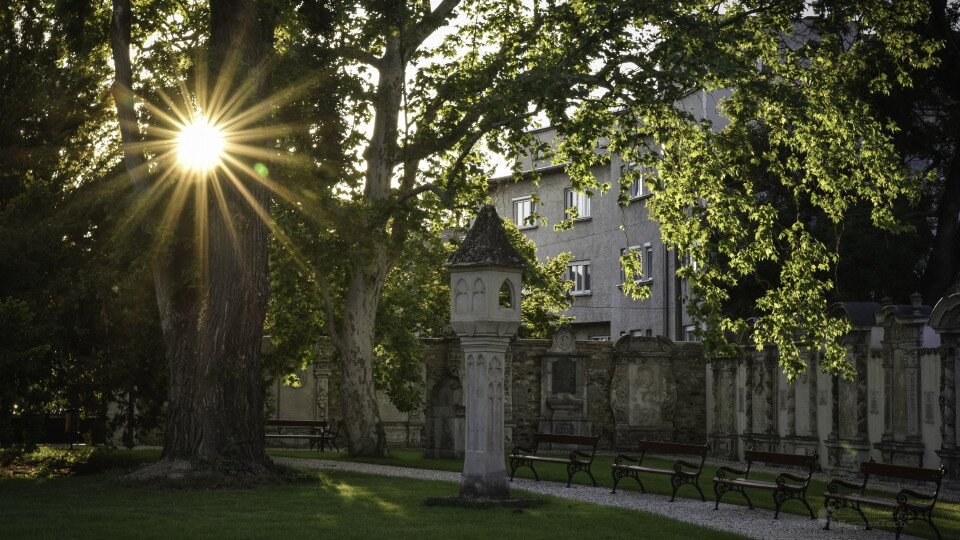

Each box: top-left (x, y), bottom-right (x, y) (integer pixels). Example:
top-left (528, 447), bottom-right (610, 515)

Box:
top-left (316, 279), bottom-right (341, 345)
top-left (110, 0), bottom-right (150, 190)
top-left (402, 0), bottom-right (463, 53)
top-left (332, 46), bottom-right (382, 69)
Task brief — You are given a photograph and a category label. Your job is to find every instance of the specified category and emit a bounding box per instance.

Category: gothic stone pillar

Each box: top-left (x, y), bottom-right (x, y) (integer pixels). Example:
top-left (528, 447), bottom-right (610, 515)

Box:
top-left (446, 205), bottom-right (524, 500)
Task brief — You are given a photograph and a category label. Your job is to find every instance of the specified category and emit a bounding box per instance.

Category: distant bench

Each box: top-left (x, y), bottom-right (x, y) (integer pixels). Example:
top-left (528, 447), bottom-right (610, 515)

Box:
top-left (264, 420), bottom-right (341, 452)
top-left (823, 460), bottom-right (947, 540)
top-left (713, 449), bottom-right (818, 519)
top-left (611, 440), bottom-right (710, 501)
top-left (509, 432), bottom-right (601, 487)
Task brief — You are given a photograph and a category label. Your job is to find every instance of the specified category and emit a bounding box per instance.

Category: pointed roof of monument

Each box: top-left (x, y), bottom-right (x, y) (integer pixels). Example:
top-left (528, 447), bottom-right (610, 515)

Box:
top-left (446, 205), bottom-right (526, 268)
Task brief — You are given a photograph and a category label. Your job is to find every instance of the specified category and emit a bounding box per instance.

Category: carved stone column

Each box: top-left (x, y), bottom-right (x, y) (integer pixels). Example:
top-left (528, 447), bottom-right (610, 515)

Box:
top-left (808, 352), bottom-right (818, 439)
top-left (786, 381), bottom-right (796, 438)
top-left (941, 342), bottom-right (957, 451)
top-left (446, 205), bottom-right (524, 500)
top-left (709, 357), bottom-right (739, 459)
top-left (874, 296), bottom-right (929, 466)
top-left (931, 284), bottom-right (960, 484)
top-left (855, 345), bottom-right (869, 440)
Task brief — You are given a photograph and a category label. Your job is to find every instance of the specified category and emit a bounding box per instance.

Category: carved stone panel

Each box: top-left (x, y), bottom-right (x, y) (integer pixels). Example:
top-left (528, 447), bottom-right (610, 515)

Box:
top-left (839, 378), bottom-right (858, 439)
top-left (610, 336), bottom-right (677, 445)
top-left (552, 358), bottom-right (577, 395)
top-left (628, 361), bottom-right (663, 426)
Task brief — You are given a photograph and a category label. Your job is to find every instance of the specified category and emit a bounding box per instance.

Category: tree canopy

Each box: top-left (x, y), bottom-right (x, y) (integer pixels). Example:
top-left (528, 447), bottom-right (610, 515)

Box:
top-left (1, 0), bottom-right (950, 465)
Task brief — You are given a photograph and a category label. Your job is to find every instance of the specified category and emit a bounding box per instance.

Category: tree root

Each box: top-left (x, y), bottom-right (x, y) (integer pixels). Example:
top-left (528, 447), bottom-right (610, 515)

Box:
top-left (121, 457), bottom-right (285, 489)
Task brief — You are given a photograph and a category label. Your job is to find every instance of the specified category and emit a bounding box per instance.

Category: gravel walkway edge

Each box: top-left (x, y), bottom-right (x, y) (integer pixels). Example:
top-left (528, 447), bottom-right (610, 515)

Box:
top-left (275, 457), bottom-right (919, 540)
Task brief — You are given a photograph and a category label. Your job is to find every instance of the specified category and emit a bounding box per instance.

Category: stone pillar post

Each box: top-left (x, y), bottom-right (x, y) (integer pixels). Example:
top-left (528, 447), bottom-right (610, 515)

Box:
top-left (460, 338), bottom-right (509, 497)
top-left (744, 354), bottom-right (754, 437)
top-left (942, 342), bottom-right (957, 451)
top-left (786, 381), bottom-right (796, 438)
top-left (874, 295), bottom-right (930, 466)
top-left (807, 352), bottom-right (818, 438)
top-left (855, 345), bottom-right (869, 440)
top-left (882, 349), bottom-right (894, 442)
top-left (931, 284), bottom-right (960, 484)
top-left (446, 205), bottom-right (525, 501)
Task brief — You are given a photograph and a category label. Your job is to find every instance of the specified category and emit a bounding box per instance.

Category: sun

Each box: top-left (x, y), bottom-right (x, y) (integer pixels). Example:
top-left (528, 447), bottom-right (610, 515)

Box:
top-left (176, 116), bottom-right (226, 172)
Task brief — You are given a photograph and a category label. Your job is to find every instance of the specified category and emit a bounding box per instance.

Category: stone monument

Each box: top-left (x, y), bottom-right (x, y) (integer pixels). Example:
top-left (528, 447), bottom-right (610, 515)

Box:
top-left (931, 279), bottom-right (960, 484)
top-left (446, 205), bottom-right (525, 500)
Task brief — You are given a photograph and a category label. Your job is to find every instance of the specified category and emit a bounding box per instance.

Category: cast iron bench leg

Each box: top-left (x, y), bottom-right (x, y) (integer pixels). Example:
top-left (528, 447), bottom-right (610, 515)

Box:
top-left (801, 493), bottom-right (815, 520)
top-left (693, 477), bottom-right (705, 501)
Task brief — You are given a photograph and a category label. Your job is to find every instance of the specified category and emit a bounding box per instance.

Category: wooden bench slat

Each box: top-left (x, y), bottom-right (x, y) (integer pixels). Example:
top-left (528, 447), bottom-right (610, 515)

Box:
top-left (638, 440), bottom-right (708, 456)
top-left (743, 450), bottom-right (817, 467)
top-left (861, 461), bottom-right (946, 482)
top-left (531, 432), bottom-right (600, 446)
top-left (614, 465), bottom-right (673, 476)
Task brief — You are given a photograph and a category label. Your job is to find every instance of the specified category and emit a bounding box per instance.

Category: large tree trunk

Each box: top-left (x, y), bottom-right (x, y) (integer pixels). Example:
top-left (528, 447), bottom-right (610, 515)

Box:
top-left (921, 1), bottom-right (960, 303)
top-left (111, 0), bottom-right (275, 482)
top-left (922, 146), bottom-right (960, 302)
top-left (333, 37), bottom-right (406, 457)
top-left (338, 262), bottom-right (389, 457)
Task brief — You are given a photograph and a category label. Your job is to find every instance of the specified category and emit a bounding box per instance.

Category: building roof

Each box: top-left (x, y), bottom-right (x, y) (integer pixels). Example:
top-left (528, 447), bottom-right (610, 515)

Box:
top-left (446, 205), bottom-right (527, 269)
top-left (829, 302), bottom-right (881, 328)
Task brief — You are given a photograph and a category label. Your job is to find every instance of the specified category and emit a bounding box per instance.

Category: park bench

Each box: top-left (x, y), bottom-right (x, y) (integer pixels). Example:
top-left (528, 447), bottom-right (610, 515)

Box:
top-left (713, 449), bottom-right (818, 519)
top-left (264, 420), bottom-right (340, 451)
top-left (611, 440), bottom-right (710, 501)
top-left (509, 432), bottom-right (601, 487)
top-left (823, 460), bottom-right (947, 539)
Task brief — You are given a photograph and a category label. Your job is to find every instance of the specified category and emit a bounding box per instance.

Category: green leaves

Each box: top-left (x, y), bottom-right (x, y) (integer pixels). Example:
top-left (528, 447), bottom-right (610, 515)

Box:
top-left (529, 1), bottom-right (933, 378)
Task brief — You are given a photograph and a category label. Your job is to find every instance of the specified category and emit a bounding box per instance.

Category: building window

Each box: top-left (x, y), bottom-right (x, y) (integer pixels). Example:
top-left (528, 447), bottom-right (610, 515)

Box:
top-left (622, 162), bottom-right (656, 199)
top-left (684, 325), bottom-right (701, 342)
top-left (567, 261), bottom-right (591, 295)
top-left (588, 335), bottom-right (610, 341)
top-left (564, 188), bottom-right (591, 220)
top-left (513, 197), bottom-right (535, 229)
top-left (621, 245), bottom-right (654, 287)
top-left (644, 244), bottom-right (654, 281)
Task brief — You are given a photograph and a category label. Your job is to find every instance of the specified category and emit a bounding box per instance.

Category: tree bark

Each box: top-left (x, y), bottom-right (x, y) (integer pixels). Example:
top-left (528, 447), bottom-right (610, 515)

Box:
top-left (922, 146), bottom-right (960, 302)
top-left (338, 261), bottom-right (389, 456)
top-left (333, 36), bottom-right (406, 457)
top-left (111, 0), bottom-right (275, 482)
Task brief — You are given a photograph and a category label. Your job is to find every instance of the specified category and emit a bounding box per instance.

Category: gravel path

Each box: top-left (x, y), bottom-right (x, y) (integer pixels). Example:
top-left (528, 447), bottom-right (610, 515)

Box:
top-left (275, 457), bottom-right (918, 540)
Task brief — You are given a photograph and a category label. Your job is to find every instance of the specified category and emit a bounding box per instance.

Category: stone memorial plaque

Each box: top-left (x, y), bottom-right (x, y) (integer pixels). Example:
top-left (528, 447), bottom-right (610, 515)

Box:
top-left (924, 391), bottom-right (934, 424)
top-left (869, 390), bottom-right (879, 414)
top-left (779, 389), bottom-right (786, 410)
top-left (738, 387), bottom-right (744, 413)
top-left (627, 363), bottom-right (663, 426)
top-left (819, 390), bottom-right (827, 406)
top-left (552, 358), bottom-right (577, 395)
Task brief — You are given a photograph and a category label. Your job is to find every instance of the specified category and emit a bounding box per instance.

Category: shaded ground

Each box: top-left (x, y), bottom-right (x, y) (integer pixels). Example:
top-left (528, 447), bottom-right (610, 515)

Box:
top-left (271, 448), bottom-right (958, 540)
top-left (0, 459), bottom-right (741, 540)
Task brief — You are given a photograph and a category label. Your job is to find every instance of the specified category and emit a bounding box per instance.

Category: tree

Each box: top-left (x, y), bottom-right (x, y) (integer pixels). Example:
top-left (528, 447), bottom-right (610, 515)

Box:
top-left (872, 0), bottom-right (960, 303)
top-left (109, 0), bottom-right (278, 479)
top-left (103, 0), bottom-right (935, 462)
top-left (524, 1), bottom-right (936, 379)
top-left (1, 0), bottom-right (167, 447)
top-left (255, 0), bottom-right (938, 455)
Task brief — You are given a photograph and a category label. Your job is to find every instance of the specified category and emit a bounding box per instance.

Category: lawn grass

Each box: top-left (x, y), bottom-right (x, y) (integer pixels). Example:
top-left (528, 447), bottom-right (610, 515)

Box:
top-left (269, 447), bottom-right (960, 539)
top-left (0, 465), bottom-right (744, 540)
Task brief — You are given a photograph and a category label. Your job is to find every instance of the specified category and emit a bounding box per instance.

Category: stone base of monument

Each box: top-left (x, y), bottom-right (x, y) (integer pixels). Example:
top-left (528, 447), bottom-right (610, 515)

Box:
top-left (424, 496), bottom-right (546, 509)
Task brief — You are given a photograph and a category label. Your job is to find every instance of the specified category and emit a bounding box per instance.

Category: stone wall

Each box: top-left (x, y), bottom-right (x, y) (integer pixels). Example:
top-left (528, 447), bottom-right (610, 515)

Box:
top-left (424, 329), bottom-right (707, 454)
top-left (705, 296), bottom-right (960, 486)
